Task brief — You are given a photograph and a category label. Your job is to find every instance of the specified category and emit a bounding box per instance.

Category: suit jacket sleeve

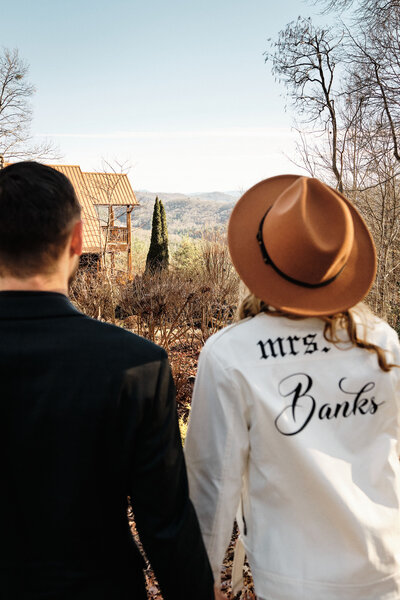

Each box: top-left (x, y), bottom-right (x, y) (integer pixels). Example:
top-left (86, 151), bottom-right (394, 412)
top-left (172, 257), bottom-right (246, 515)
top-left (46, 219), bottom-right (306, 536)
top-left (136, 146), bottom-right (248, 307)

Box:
top-left (127, 352), bottom-right (214, 600)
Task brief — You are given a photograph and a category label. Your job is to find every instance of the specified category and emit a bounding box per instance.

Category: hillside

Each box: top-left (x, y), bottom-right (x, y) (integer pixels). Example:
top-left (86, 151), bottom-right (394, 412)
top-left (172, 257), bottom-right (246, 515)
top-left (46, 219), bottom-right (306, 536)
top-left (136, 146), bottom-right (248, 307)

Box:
top-left (131, 190), bottom-right (240, 238)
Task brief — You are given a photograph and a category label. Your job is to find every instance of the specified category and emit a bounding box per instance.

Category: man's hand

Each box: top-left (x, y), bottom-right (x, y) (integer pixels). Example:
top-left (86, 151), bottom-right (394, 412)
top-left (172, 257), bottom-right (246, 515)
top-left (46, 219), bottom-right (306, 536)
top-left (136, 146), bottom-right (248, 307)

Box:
top-left (214, 584), bottom-right (228, 599)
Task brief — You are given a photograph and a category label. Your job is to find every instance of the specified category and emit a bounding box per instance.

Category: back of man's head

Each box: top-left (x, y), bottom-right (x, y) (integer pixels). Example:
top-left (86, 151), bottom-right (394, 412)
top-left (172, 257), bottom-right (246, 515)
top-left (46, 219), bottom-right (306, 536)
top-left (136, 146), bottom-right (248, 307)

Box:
top-left (0, 161), bottom-right (81, 277)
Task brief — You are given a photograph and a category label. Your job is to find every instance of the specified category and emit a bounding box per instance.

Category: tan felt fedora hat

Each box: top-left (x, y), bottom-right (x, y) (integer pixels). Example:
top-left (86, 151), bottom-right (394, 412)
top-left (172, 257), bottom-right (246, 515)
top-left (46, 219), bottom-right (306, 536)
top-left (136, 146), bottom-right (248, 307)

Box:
top-left (228, 175), bottom-right (377, 316)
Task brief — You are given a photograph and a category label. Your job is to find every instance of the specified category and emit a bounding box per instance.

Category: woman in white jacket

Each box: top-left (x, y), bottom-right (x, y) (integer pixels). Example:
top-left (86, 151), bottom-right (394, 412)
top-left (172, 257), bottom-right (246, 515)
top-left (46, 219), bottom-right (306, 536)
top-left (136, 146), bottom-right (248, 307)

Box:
top-left (185, 175), bottom-right (400, 600)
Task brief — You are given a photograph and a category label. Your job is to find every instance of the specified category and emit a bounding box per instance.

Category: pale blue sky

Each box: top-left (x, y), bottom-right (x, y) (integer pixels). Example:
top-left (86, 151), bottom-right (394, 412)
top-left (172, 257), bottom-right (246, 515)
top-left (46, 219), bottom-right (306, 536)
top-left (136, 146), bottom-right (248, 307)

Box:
top-left (1, 0), bottom-right (333, 192)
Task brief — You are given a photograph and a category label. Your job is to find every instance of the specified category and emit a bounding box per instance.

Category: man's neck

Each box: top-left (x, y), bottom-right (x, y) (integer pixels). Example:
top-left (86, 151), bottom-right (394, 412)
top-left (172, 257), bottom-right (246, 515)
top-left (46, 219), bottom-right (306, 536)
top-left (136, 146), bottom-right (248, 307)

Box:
top-left (0, 274), bottom-right (68, 296)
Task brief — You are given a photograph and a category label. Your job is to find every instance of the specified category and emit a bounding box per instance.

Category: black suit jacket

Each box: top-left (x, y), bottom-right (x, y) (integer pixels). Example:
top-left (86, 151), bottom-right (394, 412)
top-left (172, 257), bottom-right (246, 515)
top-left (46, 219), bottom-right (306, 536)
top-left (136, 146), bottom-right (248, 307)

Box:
top-left (0, 291), bottom-right (214, 600)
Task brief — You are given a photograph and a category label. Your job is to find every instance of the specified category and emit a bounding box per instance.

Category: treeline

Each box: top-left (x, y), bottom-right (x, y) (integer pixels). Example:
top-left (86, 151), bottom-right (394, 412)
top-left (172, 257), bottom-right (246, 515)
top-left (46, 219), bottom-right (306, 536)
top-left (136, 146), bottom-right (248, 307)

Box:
top-left (133, 194), bottom-right (235, 238)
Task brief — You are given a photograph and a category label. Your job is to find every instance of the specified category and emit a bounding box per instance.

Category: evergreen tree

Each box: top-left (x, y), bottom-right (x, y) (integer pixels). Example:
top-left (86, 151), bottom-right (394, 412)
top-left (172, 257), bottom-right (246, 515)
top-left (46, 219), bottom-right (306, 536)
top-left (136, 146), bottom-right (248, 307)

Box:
top-left (145, 197), bottom-right (163, 273)
top-left (159, 199), bottom-right (169, 269)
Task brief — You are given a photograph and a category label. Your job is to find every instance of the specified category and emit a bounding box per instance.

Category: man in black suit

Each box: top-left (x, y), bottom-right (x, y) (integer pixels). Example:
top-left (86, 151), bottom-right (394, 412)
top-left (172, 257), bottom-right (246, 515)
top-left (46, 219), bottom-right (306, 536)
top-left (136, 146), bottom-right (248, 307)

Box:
top-left (0, 162), bottom-right (215, 599)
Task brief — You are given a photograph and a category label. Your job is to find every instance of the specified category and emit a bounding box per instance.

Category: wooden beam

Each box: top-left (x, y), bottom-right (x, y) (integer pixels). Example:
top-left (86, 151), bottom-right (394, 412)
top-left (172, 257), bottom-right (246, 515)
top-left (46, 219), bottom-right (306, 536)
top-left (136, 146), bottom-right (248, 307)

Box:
top-left (127, 205), bottom-right (133, 275)
top-left (109, 205), bottom-right (115, 227)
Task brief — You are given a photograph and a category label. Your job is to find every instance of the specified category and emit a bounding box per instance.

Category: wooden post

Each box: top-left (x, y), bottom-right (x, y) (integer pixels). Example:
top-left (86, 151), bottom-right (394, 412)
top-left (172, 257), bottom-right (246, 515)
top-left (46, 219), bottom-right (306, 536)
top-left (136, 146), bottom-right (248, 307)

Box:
top-left (108, 206), bottom-right (115, 275)
top-left (127, 205), bottom-right (133, 275)
top-left (109, 205), bottom-right (115, 227)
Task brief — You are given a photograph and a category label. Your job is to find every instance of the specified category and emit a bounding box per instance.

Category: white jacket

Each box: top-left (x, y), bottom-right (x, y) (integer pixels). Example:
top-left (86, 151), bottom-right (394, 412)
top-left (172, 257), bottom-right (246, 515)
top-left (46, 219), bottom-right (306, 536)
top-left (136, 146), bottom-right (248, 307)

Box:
top-left (185, 312), bottom-right (400, 600)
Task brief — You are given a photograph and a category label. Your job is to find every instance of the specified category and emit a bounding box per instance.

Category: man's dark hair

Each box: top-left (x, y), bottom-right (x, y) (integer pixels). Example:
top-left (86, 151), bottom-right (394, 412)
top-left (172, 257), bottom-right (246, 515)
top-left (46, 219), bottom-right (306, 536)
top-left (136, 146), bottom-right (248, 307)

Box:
top-left (0, 161), bottom-right (81, 277)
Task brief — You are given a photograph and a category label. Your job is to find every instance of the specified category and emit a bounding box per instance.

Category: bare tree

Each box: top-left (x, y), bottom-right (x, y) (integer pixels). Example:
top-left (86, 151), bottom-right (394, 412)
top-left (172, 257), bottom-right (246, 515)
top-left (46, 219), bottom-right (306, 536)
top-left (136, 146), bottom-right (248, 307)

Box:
top-left (305, 0), bottom-right (400, 171)
top-left (317, 0), bottom-right (399, 18)
top-left (84, 158), bottom-right (133, 268)
top-left (347, 13), bottom-right (400, 167)
top-left (79, 158), bottom-right (136, 322)
top-left (0, 48), bottom-right (58, 161)
top-left (344, 123), bottom-right (400, 317)
top-left (265, 18), bottom-right (349, 190)
top-left (265, 13), bottom-right (400, 323)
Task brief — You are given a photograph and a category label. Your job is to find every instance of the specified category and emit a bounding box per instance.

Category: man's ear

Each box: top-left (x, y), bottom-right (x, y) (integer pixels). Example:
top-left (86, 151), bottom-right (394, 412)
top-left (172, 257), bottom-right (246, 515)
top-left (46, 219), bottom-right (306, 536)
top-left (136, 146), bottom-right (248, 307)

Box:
top-left (70, 221), bottom-right (83, 257)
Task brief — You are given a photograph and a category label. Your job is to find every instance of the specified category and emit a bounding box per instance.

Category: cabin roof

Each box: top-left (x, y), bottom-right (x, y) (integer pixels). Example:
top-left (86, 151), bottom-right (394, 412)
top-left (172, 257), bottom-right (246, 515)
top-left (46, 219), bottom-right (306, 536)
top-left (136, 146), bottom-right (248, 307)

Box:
top-left (82, 171), bottom-right (138, 206)
top-left (50, 165), bottom-right (104, 253)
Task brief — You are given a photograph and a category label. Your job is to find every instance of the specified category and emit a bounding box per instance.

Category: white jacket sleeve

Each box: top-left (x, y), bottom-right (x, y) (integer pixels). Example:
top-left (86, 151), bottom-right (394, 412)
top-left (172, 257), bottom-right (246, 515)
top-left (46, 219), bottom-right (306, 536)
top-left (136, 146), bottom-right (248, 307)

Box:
top-left (184, 342), bottom-right (250, 584)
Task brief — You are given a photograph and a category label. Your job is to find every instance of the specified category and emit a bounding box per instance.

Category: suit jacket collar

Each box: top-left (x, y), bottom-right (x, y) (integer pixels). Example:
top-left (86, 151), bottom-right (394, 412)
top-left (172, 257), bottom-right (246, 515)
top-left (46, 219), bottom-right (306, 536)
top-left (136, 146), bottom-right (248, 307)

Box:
top-left (0, 291), bottom-right (82, 320)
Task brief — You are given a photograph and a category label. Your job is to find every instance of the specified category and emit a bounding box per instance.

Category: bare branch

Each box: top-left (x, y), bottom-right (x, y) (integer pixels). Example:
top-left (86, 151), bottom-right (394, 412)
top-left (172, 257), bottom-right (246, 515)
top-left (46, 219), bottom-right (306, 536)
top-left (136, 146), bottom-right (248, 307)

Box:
top-left (0, 47), bottom-right (59, 161)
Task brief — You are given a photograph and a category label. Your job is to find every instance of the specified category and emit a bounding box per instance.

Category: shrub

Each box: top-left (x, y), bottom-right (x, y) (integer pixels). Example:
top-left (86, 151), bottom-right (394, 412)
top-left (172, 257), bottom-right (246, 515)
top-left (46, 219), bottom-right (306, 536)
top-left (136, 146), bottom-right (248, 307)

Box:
top-left (70, 269), bottom-right (122, 322)
top-left (120, 236), bottom-right (239, 347)
top-left (172, 237), bottom-right (201, 275)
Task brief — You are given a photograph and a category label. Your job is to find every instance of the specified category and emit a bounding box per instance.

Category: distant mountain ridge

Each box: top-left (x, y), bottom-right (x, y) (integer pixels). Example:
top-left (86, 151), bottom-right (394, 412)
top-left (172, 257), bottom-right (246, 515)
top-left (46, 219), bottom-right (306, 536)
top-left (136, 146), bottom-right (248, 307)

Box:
top-left (129, 190), bottom-right (241, 238)
top-left (135, 190), bottom-right (240, 203)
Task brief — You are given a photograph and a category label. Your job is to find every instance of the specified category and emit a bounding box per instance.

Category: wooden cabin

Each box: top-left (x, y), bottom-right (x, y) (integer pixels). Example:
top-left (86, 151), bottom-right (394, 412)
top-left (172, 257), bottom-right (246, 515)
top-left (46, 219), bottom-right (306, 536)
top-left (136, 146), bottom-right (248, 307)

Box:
top-left (50, 165), bottom-right (138, 273)
top-left (0, 160), bottom-right (138, 273)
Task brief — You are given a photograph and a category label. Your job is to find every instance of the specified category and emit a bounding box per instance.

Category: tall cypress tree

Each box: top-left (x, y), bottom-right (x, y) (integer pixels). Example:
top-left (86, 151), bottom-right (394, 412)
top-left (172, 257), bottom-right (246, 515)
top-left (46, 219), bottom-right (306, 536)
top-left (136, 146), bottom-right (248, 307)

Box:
top-left (145, 197), bottom-right (163, 273)
top-left (159, 199), bottom-right (169, 269)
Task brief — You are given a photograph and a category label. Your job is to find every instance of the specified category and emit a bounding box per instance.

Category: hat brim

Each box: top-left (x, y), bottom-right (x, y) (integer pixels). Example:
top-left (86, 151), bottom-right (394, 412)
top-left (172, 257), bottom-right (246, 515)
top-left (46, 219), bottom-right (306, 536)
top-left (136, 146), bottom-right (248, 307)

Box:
top-left (228, 175), bottom-right (377, 317)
